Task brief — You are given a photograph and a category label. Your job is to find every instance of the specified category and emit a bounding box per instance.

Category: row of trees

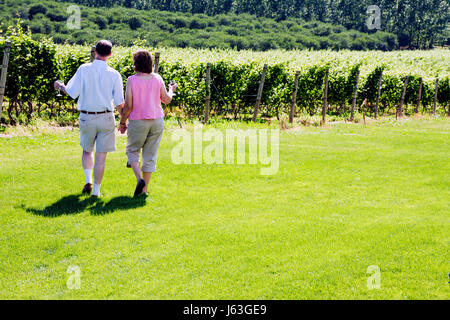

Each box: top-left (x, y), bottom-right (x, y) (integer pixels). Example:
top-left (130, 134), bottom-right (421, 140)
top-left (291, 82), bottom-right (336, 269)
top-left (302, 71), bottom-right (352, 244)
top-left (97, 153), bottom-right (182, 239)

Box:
top-left (55, 0), bottom-right (450, 48)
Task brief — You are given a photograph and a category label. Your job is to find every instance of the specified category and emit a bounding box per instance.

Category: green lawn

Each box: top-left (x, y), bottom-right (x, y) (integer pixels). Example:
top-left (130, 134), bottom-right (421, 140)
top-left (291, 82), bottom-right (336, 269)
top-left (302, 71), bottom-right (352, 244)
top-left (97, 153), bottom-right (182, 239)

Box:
top-left (0, 118), bottom-right (449, 300)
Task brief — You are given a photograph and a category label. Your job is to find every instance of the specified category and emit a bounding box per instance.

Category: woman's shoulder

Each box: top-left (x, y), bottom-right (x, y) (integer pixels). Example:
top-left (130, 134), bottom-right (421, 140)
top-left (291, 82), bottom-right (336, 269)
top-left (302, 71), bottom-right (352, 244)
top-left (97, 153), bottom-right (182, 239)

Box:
top-left (129, 73), bottom-right (162, 80)
top-left (127, 74), bottom-right (138, 82)
top-left (153, 73), bottom-right (164, 82)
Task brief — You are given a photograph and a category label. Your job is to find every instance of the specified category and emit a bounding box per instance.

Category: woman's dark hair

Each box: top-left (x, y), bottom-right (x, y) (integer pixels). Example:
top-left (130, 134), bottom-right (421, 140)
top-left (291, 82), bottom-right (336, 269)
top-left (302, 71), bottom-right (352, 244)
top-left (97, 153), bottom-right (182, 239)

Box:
top-left (95, 40), bottom-right (112, 57)
top-left (133, 50), bottom-right (153, 74)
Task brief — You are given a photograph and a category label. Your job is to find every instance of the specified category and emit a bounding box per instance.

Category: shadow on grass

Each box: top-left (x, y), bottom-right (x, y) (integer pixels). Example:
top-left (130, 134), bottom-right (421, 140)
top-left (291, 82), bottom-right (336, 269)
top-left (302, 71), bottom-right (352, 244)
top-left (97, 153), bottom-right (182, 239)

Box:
top-left (25, 194), bottom-right (147, 217)
top-left (90, 196), bottom-right (147, 216)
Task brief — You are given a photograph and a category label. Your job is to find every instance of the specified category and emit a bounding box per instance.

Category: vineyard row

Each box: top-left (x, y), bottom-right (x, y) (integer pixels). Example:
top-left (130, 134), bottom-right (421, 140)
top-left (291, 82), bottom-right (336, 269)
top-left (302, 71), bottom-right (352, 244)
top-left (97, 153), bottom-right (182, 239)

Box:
top-left (0, 30), bottom-right (449, 126)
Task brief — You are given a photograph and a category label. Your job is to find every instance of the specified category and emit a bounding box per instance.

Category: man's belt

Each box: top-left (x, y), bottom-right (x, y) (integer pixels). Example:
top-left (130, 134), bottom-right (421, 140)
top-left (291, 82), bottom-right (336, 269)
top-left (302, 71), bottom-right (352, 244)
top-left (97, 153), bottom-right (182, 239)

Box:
top-left (80, 110), bottom-right (112, 115)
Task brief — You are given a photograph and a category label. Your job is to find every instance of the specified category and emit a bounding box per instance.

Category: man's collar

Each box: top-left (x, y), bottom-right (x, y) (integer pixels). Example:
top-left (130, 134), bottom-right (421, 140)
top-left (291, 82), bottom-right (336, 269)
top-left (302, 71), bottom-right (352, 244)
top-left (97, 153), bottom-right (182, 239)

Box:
top-left (93, 59), bottom-right (108, 65)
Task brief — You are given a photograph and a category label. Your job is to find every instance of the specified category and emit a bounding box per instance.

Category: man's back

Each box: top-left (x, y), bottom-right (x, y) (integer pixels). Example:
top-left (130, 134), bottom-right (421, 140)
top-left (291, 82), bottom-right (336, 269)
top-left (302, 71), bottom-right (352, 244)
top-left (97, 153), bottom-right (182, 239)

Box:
top-left (66, 60), bottom-right (123, 112)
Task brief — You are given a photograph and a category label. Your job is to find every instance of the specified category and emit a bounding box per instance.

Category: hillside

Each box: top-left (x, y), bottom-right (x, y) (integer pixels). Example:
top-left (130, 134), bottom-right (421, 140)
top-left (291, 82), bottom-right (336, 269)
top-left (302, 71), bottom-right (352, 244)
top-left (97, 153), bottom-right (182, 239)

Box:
top-left (53, 0), bottom-right (450, 49)
top-left (1, 0), bottom-right (399, 51)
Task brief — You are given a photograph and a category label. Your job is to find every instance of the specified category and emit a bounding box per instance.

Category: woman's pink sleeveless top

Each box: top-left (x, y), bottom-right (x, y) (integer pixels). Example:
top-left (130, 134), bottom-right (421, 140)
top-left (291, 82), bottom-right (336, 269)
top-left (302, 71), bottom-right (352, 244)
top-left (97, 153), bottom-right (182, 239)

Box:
top-left (128, 74), bottom-right (165, 120)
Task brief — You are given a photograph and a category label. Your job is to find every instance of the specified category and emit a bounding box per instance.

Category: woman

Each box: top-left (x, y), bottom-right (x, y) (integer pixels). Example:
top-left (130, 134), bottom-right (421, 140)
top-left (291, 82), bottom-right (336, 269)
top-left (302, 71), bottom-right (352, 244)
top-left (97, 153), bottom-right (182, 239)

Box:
top-left (118, 49), bottom-right (176, 197)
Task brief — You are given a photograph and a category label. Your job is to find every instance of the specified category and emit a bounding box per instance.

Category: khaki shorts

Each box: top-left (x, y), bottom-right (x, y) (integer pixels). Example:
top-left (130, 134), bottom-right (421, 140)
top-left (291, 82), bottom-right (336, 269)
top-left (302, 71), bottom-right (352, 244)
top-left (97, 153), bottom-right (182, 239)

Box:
top-left (126, 118), bottom-right (164, 173)
top-left (79, 112), bottom-right (116, 153)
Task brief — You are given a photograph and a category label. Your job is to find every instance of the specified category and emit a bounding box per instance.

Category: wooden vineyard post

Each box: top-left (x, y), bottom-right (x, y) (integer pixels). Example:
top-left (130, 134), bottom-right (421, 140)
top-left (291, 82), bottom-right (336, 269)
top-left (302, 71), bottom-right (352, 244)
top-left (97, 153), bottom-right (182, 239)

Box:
top-left (0, 40), bottom-right (11, 123)
top-left (90, 46), bottom-right (95, 62)
top-left (252, 64), bottom-right (267, 122)
top-left (350, 70), bottom-right (360, 121)
top-left (415, 78), bottom-right (423, 114)
top-left (289, 71), bottom-right (300, 124)
top-left (154, 52), bottom-right (160, 73)
top-left (375, 71), bottom-right (382, 119)
top-left (321, 69), bottom-right (329, 125)
top-left (362, 99), bottom-right (368, 125)
top-left (433, 78), bottom-right (439, 115)
top-left (203, 63), bottom-right (211, 124)
top-left (398, 76), bottom-right (409, 119)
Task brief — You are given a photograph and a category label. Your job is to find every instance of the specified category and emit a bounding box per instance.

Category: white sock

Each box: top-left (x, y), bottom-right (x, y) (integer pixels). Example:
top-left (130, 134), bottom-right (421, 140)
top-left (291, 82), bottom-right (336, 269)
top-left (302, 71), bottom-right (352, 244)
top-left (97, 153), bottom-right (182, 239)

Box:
top-left (84, 169), bottom-right (93, 184)
top-left (92, 184), bottom-right (101, 196)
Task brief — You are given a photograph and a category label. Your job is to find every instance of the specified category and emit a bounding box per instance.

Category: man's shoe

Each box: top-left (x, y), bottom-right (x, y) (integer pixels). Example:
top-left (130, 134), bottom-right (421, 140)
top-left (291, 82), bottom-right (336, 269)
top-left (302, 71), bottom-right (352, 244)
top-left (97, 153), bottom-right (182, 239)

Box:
top-left (134, 179), bottom-right (146, 197)
top-left (82, 183), bottom-right (93, 195)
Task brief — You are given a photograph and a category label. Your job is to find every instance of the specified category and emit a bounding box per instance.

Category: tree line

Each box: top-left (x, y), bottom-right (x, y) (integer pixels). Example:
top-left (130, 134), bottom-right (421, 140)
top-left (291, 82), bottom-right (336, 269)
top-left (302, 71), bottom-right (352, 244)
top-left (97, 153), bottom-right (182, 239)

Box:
top-left (54, 0), bottom-right (449, 48)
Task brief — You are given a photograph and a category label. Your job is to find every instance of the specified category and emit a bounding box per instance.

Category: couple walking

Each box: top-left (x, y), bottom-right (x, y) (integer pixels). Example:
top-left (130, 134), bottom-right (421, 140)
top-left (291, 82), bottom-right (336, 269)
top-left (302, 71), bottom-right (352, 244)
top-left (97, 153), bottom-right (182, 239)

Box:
top-left (54, 40), bottom-right (176, 198)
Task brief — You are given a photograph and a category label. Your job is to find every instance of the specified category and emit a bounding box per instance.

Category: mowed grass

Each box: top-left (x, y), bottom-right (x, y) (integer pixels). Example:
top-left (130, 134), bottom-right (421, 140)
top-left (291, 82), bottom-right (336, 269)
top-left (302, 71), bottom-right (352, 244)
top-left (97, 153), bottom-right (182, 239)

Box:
top-left (0, 118), bottom-right (448, 300)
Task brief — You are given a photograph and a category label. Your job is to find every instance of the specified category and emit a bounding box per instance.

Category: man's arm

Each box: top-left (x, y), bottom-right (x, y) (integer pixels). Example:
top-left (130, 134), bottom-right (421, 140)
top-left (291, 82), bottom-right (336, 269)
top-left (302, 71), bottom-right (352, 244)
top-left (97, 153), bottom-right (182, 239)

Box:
top-left (113, 73), bottom-right (125, 110)
top-left (54, 67), bottom-right (82, 99)
top-left (118, 79), bottom-right (133, 133)
top-left (116, 103), bottom-right (125, 118)
top-left (113, 73), bottom-right (126, 119)
top-left (54, 81), bottom-right (68, 96)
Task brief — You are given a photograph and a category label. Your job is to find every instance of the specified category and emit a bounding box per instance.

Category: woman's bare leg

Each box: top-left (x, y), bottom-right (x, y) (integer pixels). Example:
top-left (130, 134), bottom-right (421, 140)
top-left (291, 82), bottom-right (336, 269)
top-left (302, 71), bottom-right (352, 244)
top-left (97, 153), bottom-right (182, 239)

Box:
top-left (142, 172), bottom-right (152, 193)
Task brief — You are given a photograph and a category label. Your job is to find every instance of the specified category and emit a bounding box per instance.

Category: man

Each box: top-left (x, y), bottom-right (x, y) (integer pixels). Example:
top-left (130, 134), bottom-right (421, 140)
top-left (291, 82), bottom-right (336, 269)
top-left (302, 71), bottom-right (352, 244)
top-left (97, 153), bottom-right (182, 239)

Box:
top-left (54, 40), bottom-right (124, 197)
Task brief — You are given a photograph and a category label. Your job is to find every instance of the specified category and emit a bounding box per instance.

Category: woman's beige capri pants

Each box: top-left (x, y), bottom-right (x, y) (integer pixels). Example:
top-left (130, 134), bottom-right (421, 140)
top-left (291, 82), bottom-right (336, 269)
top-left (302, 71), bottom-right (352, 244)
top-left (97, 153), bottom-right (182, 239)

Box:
top-left (126, 118), bottom-right (164, 173)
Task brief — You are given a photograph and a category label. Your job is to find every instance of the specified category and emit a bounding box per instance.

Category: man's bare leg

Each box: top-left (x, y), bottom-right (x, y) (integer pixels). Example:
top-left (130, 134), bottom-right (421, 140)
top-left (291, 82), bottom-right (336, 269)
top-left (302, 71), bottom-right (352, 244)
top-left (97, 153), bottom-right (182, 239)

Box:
top-left (82, 151), bottom-right (94, 193)
top-left (142, 172), bottom-right (152, 193)
top-left (93, 152), bottom-right (107, 196)
top-left (82, 151), bottom-right (94, 170)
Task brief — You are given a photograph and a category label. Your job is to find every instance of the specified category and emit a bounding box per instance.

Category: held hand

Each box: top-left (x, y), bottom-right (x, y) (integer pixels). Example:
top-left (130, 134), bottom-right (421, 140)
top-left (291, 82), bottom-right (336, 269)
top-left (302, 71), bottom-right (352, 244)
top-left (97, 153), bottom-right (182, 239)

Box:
top-left (54, 81), bottom-right (62, 90)
top-left (118, 123), bottom-right (127, 134)
top-left (169, 83), bottom-right (177, 92)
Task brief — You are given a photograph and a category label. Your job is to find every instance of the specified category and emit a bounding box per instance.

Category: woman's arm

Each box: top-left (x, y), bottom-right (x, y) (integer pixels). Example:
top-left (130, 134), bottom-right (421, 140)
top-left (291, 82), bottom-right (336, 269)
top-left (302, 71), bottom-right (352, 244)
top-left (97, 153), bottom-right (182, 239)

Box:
top-left (160, 79), bottom-right (176, 105)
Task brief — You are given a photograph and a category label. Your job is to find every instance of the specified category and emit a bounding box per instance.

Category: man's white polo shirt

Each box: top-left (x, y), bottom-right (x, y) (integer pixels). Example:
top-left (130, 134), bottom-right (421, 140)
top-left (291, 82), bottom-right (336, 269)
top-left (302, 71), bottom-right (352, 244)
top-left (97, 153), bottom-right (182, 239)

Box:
top-left (66, 60), bottom-right (124, 112)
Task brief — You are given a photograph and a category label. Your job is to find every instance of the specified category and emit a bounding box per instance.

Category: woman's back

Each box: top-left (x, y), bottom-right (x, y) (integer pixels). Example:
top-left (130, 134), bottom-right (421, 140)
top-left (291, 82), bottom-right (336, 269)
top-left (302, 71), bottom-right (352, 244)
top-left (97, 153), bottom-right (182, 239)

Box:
top-left (128, 73), bottom-right (164, 120)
